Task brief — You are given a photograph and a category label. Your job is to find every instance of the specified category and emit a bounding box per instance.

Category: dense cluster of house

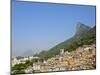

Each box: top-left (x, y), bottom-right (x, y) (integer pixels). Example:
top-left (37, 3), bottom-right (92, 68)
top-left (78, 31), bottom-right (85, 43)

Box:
top-left (12, 44), bottom-right (96, 73)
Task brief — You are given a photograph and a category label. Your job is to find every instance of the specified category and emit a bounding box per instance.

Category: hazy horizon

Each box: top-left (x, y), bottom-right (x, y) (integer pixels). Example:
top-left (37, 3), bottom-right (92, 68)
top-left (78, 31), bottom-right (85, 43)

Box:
top-left (12, 0), bottom-right (96, 57)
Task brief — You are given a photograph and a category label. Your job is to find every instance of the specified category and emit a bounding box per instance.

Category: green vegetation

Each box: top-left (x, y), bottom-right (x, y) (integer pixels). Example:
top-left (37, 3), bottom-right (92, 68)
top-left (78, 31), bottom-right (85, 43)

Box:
top-left (12, 23), bottom-right (96, 74)
top-left (34, 25), bottom-right (96, 60)
top-left (11, 60), bottom-right (33, 74)
top-left (11, 63), bottom-right (26, 75)
top-left (25, 60), bottom-right (33, 66)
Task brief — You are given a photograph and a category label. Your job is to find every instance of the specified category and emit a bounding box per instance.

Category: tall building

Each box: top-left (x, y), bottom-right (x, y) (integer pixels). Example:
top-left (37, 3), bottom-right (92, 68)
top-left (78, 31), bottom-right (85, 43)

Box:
top-left (60, 49), bottom-right (64, 55)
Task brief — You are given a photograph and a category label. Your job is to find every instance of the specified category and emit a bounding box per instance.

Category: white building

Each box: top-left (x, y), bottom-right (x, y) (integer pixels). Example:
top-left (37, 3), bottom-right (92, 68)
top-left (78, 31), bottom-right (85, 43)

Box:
top-left (84, 47), bottom-right (92, 51)
top-left (12, 57), bottom-right (21, 66)
top-left (25, 66), bottom-right (33, 73)
top-left (28, 56), bottom-right (34, 60)
top-left (33, 63), bottom-right (41, 70)
top-left (23, 57), bottom-right (29, 61)
top-left (60, 49), bottom-right (65, 55)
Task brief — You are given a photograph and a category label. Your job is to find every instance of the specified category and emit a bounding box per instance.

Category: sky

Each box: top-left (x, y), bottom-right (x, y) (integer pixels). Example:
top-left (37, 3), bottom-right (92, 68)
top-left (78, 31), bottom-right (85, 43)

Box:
top-left (12, 0), bottom-right (96, 56)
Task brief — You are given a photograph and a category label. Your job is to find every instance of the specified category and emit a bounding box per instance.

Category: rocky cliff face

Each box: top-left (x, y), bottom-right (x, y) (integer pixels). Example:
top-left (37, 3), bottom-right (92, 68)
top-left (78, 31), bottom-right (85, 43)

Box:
top-left (75, 22), bottom-right (91, 37)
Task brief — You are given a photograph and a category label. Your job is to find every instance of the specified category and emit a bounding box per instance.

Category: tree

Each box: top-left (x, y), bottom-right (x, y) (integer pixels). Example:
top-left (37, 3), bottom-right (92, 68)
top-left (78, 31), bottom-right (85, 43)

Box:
top-left (25, 60), bottom-right (33, 66)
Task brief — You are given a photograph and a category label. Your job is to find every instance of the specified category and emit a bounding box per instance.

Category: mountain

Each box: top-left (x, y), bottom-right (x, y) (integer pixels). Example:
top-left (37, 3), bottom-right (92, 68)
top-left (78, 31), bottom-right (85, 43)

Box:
top-left (46, 22), bottom-right (91, 53)
top-left (87, 25), bottom-right (96, 36)
top-left (35, 22), bottom-right (96, 60)
top-left (23, 49), bottom-right (34, 56)
top-left (75, 22), bottom-right (91, 36)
